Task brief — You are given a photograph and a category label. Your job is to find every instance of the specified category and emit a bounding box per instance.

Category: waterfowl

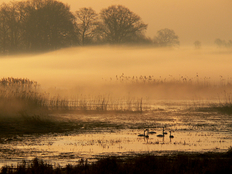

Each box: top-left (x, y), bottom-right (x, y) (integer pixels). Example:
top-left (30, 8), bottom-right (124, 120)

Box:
top-left (148, 129), bottom-right (156, 134)
top-left (169, 131), bottom-right (174, 138)
top-left (138, 129), bottom-right (149, 138)
top-left (157, 128), bottom-right (165, 137)
top-left (138, 130), bottom-right (145, 137)
top-left (148, 131), bottom-right (156, 134)
top-left (163, 127), bottom-right (167, 134)
top-left (157, 134), bottom-right (164, 137)
top-left (144, 129), bottom-right (149, 138)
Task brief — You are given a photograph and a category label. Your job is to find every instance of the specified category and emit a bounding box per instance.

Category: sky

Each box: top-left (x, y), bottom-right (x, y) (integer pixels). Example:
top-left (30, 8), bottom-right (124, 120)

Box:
top-left (1, 0), bottom-right (231, 45)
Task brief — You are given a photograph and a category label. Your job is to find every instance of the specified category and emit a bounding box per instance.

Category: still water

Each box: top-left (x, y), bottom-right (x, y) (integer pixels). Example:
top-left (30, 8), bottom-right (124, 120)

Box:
top-left (1, 100), bottom-right (232, 167)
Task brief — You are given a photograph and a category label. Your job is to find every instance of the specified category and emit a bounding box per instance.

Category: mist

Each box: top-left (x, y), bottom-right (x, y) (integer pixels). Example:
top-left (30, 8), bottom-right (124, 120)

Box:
top-left (1, 46), bottom-right (232, 100)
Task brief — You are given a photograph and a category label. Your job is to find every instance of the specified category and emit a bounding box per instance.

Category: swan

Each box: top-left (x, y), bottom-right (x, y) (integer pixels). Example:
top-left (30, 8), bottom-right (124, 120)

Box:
top-left (163, 127), bottom-right (167, 134)
top-left (148, 129), bottom-right (156, 134)
top-left (157, 127), bottom-right (165, 137)
top-left (138, 129), bottom-right (149, 138)
top-left (157, 133), bottom-right (164, 137)
top-left (169, 131), bottom-right (174, 138)
top-left (144, 129), bottom-right (149, 138)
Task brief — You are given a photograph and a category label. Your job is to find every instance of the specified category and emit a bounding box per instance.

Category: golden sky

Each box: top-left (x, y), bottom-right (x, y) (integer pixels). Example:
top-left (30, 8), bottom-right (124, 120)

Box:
top-left (1, 0), bottom-right (232, 45)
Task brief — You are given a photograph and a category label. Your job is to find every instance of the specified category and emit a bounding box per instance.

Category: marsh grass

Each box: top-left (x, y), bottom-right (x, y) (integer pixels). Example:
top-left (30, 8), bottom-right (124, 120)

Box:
top-left (0, 77), bottom-right (48, 115)
top-left (2, 75), bottom-right (232, 115)
top-left (111, 73), bottom-right (232, 113)
top-left (0, 77), bottom-right (145, 138)
top-left (0, 77), bottom-right (145, 115)
top-left (1, 75), bottom-right (232, 138)
top-left (191, 91), bottom-right (232, 114)
top-left (1, 149), bottom-right (232, 174)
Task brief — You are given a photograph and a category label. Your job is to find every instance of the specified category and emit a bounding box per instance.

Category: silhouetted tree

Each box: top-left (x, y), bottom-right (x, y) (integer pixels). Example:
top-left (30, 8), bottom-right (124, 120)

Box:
top-left (0, 3), bottom-right (10, 54)
top-left (22, 0), bottom-right (77, 51)
top-left (0, 2), bottom-right (24, 54)
top-left (215, 38), bottom-right (226, 47)
top-left (99, 5), bottom-right (147, 44)
top-left (75, 7), bottom-right (98, 45)
top-left (153, 28), bottom-right (179, 47)
top-left (215, 38), bottom-right (232, 48)
top-left (0, 1), bottom-right (153, 54)
top-left (194, 40), bottom-right (201, 49)
top-left (228, 40), bottom-right (232, 48)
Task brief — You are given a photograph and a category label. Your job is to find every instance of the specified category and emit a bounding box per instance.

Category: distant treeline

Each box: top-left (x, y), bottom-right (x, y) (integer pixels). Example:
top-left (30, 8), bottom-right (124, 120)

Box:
top-left (0, 0), bottom-right (182, 55)
top-left (0, 0), bottom-right (230, 55)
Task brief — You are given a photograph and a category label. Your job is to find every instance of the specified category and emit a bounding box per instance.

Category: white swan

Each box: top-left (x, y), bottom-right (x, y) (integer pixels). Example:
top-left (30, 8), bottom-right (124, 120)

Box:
top-left (157, 127), bottom-right (165, 137)
top-left (138, 129), bottom-right (149, 138)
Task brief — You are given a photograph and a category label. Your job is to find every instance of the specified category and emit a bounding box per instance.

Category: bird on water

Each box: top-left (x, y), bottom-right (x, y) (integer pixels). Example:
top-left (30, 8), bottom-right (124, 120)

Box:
top-left (169, 131), bottom-right (174, 138)
top-left (157, 127), bottom-right (165, 137)
top-left (148, 129), bottom-right (156, 134)
top-left (138, 129), bottom-right (149, 138)
top-left (163, 127), bottom-right (167, 134)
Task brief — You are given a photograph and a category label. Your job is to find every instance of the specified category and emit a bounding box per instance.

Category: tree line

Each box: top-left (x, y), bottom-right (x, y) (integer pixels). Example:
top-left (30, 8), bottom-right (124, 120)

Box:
top-left (0, 0), bottom-right (181, 54)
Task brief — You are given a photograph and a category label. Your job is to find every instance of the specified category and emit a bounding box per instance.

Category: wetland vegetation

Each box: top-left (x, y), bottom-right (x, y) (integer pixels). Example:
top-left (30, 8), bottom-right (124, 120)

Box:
top-left (1, 74), bottom-right (232, 173)
top-left (1, 150), bottom-right (232, 174)
top-left (1, 75), bottom-right (232, 138)
top-left (1, 0), bottom-right (232, 172)
top-left (1, 47), bottom-right (232, 173)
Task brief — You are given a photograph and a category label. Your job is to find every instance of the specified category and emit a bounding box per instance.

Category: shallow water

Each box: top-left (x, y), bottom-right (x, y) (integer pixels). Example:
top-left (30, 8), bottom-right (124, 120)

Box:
top-left (1, 100), bottom-right (232, 167)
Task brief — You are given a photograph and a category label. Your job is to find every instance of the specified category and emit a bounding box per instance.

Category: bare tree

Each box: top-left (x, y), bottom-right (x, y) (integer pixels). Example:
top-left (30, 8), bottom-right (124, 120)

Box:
top-left (153, 28), bottom-right (179, 47)
top-left (100, 5), bottom-right (147, 44)
top-left (75, 7), bottom-right (98, 45)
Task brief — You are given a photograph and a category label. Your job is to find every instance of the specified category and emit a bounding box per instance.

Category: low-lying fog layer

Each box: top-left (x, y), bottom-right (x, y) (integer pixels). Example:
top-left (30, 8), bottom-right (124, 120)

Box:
top-left (1, 46), bottom-right (232, 99)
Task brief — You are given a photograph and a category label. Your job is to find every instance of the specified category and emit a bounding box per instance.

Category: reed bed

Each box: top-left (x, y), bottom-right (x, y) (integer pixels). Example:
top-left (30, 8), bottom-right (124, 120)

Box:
top-left (47, 96), bottom-right (145, 112)
top-left (0, 77), bottom-right (146, 115)
top-left (0, 77), bottom-right (147, 137)
top-left (1, 76), bottom-right (232, 116)
top-left (113, 73), bottom-right (232, 87)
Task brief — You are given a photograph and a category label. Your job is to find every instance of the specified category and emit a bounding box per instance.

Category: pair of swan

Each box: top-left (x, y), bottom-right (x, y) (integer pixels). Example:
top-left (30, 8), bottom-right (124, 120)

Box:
top-left (157, 127), bottom-right (174, 138)
top-left (157, 127), bottom-right (167, 137)
top-left (138, 129), bottom-right (149, 138)
top-left (138, 128), bottom-right (157, 138)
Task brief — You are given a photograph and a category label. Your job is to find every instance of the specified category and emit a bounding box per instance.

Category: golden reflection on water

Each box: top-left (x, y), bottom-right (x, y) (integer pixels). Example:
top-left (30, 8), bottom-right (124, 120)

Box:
top-left (14, 129), bottom-right (232, 159)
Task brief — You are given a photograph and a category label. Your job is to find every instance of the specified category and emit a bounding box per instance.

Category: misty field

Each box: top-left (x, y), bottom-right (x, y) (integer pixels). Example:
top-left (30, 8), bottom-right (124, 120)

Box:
top-left (1, 46), bottom-right (232, 172)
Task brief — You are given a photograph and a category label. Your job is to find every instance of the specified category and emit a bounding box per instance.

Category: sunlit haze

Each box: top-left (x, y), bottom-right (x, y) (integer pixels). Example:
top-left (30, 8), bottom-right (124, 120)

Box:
top-left (1, 46), bottom-right (232, 99)
top-left (0, 0), bottom-right (232, 99)
top-left (1, 1), bottom-right (232, 169)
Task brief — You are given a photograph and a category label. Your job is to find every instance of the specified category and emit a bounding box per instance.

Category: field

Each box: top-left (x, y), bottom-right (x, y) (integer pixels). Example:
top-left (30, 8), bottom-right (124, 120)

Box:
top-left (1, 46), bottom-right (232, 172)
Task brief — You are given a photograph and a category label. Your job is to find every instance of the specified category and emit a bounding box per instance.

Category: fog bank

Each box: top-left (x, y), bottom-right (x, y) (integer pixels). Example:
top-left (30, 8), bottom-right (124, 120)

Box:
top-left (1, 46), bottom-right (232, 99)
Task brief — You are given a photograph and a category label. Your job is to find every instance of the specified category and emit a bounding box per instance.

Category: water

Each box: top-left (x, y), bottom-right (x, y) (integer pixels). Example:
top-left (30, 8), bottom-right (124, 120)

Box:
top-left (0, 100), bottom-right (232, 167)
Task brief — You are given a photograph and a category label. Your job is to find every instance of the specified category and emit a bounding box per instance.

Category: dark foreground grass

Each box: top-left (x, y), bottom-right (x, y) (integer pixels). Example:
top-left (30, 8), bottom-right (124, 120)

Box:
top-left (1, 150), bottom-right (232, 174)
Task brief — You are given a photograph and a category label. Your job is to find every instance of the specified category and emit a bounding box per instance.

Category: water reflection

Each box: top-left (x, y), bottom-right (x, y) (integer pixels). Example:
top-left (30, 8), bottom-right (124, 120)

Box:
top-left (1, 100), bottom-right (232, 167)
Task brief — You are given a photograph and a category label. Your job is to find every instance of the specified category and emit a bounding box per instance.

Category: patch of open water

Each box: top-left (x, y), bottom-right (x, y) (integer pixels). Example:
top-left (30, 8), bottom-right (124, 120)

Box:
top-left (1, 100), bottom-right (232, 167)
